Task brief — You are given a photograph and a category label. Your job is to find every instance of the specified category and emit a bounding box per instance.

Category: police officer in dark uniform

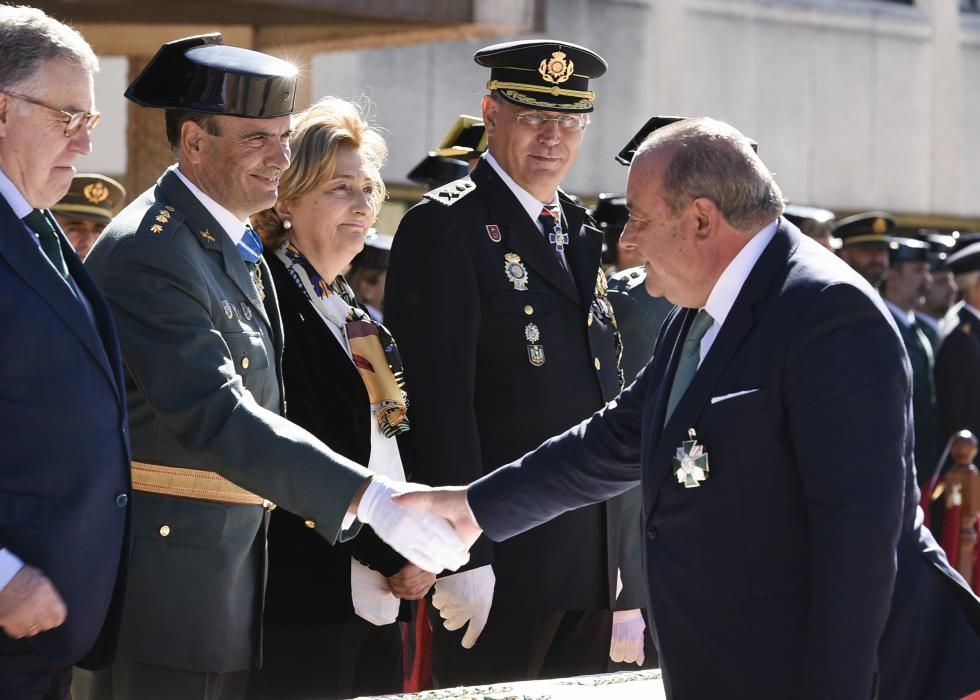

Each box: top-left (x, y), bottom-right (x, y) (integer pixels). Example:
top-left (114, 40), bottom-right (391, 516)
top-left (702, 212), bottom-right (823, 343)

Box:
top-left (881, 236), bottom-right (940, 486)
top-left (936, 241), bottom-right (980, 448)
top-left (834, 211), bottom-right (896, 289)
top-left (385, 40), bottom-right (644, 685)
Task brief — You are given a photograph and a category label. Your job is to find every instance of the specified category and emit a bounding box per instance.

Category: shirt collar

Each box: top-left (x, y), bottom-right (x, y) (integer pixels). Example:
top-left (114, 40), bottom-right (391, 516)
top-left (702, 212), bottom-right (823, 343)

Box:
top-left (883, 299), bottom-right (914, 328)
top-left (0, 167), bottom-right (34, 219)
top-left (172, 166), bottom-right (250, 246)
top-left (485, 152), bottom-right (561, 226)
top-left (703, 219), bottom-right (779, 329)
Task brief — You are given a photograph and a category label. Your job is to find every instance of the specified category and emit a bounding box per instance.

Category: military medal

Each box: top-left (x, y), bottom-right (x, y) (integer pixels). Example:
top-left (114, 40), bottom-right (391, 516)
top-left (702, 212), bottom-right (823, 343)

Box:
top-left (221, 299), bottom-right (234, 320)
top-left (525, 322), bottom-right (544, 366)
top-left (486, 224), bottom-right (502, 243)
top-left (673, 429), bottom-right (709, 488)
top-left (504, 252), bottom-right (529, 291)
top-left (239, 301), bottom-right (253, 321)
top-left (251, 265), bottom-right (266, 302)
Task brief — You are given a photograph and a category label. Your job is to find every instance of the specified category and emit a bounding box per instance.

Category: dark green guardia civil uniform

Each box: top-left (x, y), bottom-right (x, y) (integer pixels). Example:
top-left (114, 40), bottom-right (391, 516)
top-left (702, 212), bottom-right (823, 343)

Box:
top-left (77, 34), bottom-right (370, 700)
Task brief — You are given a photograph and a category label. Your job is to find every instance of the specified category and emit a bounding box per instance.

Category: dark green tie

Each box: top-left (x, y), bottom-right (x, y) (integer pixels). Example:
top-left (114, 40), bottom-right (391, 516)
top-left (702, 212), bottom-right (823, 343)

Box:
top-left (665, 309), bottom-right (714, 423)
top-left (23, 209), bottom-right (70, 281)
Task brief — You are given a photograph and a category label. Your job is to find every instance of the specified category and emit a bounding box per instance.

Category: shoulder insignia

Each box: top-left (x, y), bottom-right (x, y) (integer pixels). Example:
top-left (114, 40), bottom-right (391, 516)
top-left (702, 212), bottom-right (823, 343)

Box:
top-left (423, 177), bottom-right (476, 207)
top-left (608, 265), bottom-right (647, 293)
top-left (137, 201), bottom-right (184, 237)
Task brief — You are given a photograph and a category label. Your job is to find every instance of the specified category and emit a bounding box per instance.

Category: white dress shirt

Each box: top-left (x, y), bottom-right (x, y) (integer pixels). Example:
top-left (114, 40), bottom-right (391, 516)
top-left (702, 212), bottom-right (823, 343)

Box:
top-left (699, 219), bottom-right (779, 365)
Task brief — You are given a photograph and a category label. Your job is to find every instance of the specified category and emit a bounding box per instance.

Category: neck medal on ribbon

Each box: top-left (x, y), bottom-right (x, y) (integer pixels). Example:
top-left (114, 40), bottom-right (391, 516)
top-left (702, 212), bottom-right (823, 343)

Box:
top-left (673, 429), bottom-right (709, 488)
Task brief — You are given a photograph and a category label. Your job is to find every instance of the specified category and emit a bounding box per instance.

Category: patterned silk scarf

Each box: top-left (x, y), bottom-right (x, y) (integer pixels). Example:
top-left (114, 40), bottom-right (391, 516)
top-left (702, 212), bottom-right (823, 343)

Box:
top-left (275, 241), bottom-right (410, 437)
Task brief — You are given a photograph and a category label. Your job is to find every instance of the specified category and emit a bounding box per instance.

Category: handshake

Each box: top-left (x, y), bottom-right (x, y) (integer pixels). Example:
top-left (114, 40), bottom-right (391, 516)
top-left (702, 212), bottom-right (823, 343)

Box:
top-left (356, 475), bottom-right (495, 648)
top-left (354, 474), bottom-right (481, 575)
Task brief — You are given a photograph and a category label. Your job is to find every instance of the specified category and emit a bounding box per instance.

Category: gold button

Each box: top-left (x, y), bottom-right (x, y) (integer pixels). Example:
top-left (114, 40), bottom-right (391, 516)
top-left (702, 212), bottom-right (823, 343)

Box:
top-left (523, 305), bottom-right (534, 316)
top-left (587, 312), bottom-right (593, 327)
top-left (304, 519), bottom-right (316, 529)
top-left (594, 358), bottom-right (601, 370)
top-left (241, 356), bottom-right (250, 370)
top-left (159, 525), bottom-right (171, 537)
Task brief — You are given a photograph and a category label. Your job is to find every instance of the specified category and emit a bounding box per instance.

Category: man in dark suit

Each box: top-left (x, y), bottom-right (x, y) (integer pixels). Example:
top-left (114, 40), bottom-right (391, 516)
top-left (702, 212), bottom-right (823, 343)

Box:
top-left (882, 236), bottom-right (941, 486)
top-left (385, 40), bottom-right (646, 684)
top-left (403, 117), bottom-right (980, 699)
top-left (0, 7), bottom-right (130, 699)
top-left (77, 34), bottom-right (467, 700)
top-left (936, 242), bottom-right (980, 447)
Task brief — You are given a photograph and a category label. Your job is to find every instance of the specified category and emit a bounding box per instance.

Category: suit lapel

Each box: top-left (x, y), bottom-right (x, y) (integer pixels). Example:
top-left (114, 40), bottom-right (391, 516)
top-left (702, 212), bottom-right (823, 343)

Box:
top-left (157, 171), bottom-right (273, 333)
top-left (647, 221), bottom-right (798, 491)
top-left (471, 161), bottom-right (579, 304)
top-left (0, 199), bottom-right (121, 398)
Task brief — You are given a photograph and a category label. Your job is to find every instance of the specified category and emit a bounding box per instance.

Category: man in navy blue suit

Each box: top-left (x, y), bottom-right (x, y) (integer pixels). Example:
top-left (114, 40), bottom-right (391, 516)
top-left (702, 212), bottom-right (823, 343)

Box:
top-left (0, 7), bottom-right (130, 700)
top-left (403, 117), bottom-right (980, 699)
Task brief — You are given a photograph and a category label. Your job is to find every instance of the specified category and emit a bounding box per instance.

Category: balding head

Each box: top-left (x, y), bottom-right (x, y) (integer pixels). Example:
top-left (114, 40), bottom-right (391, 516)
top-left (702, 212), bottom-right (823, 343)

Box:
top-left (634, 117), bottom-right (783, 232)
top-left (621, 118), bottom-right (784, 308)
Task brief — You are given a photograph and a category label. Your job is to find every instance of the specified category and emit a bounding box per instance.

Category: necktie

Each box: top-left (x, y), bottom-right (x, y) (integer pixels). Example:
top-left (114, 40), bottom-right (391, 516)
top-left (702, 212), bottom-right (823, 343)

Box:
top-left (23, 209), bottom-right (70, 281)
top-left (538, 205), bottom-right (569, 264)
top-left (664, 309), bottom-right (714, 423)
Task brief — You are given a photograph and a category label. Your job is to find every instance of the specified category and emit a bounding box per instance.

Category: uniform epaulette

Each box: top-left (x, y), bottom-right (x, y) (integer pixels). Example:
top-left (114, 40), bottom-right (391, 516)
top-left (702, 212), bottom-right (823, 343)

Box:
top-left (423, 177), bottom-right (476, 207)
top-left (608, 266), bottom-right (646, 293)
top-left (136, 202), bottom-right (183, 238)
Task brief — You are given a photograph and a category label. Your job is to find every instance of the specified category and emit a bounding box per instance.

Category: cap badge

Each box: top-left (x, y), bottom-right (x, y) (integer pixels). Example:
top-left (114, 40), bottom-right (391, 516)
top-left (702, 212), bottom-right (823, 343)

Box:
top-left (539, 51), bottom-right (574, 85)
top-left (872, 218), bottom-right (887, 235)
top-left (83, 182), bottom-right (110, 204)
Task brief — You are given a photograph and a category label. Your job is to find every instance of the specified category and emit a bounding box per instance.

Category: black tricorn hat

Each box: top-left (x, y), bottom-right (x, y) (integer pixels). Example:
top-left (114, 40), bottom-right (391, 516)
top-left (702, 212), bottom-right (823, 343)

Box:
top-left (407, 154), bottom-right (470, 189)
top-left (591, 193), bottom-right (628, 232)
top-left (475, 39), bottom-right (606, 113)
top-left (435, 115), bottom-right (487, 160)
top-left (615, 115), bottom-right (759, 165)
top-left (350, 230), bottom-right (394, 271)
top-left (126, 33), bottom-right (297, 118)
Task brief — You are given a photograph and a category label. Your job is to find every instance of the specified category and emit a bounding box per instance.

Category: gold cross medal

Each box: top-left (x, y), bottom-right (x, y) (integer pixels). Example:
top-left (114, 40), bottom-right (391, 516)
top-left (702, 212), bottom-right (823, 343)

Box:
top-left (525, 322), bottom-right (544, 366)
top-left (673, 429), bottom-right (709, 488)
top-left (504, 252), bottom-right (529, 291)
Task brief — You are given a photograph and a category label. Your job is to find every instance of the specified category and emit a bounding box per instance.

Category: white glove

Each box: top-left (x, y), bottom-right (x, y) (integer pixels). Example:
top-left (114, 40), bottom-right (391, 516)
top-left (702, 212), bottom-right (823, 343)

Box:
top-left (356, 475), bottom-right (469, 574)
top-left (610, 609), bottom-right (646, 666)
top-left (432, 564), bottom-right (495, 649)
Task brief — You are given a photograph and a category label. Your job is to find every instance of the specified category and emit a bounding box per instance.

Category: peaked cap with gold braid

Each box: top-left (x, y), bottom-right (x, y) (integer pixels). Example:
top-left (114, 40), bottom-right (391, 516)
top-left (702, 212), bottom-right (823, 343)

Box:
top-left (475, 39), bottom-right (607, 113)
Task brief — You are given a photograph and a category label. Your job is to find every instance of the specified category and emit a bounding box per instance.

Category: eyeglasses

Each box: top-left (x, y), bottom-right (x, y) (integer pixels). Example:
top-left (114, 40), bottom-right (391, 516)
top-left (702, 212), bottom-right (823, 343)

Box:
top-left (2, 90), bottom-right (102, 137)
top-left (512, 112), bottom-right (590, 132)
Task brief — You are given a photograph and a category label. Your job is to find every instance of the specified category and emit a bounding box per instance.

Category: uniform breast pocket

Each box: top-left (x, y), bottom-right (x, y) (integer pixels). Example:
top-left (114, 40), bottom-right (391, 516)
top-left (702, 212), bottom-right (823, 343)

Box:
top-left (222, 331), bottom-right (270, 375)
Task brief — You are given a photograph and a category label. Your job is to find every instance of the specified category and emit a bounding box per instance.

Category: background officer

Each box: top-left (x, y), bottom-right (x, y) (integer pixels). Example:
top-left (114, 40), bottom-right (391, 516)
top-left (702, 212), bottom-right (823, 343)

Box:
top-left (51, 173), bottom-right (125, 260)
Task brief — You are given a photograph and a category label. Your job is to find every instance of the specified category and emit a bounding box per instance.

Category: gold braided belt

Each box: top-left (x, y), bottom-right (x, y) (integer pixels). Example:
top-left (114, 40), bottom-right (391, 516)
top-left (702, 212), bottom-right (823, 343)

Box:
top-left (131, 461), bottom-right (275, 510)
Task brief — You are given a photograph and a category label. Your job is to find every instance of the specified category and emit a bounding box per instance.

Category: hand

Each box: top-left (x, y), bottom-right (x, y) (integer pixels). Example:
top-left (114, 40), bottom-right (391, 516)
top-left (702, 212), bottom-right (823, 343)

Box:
top-left (0, 566), bottom-right (67, 639)
top-left (356, 475), bottom-right (469, 574)
top-left (394, 486), bottom-right (482, 549)
top-left (610, 609), bottom-right (646, 666)
top-left (386, 563), bottom-right (436, 600)
top-left (432, 564), bottom-right (495, 649)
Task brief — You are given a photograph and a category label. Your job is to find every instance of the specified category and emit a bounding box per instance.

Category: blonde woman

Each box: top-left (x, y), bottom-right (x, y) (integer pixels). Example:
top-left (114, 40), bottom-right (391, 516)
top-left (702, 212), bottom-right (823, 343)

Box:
top-left (248, 97), bottom-right (431, 699)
